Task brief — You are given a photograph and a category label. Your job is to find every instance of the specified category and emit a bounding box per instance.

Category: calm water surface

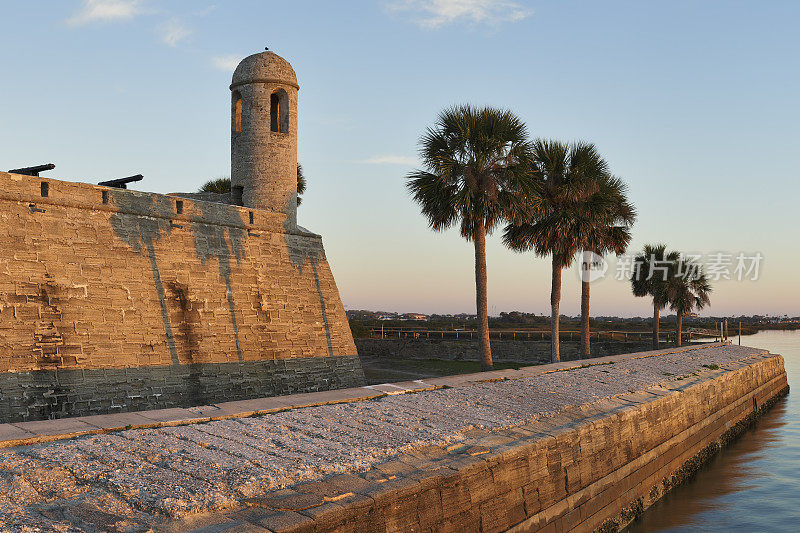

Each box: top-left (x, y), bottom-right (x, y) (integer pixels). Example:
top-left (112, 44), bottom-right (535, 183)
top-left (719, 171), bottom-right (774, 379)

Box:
top-left (627, 330), bottom-right (800, 532)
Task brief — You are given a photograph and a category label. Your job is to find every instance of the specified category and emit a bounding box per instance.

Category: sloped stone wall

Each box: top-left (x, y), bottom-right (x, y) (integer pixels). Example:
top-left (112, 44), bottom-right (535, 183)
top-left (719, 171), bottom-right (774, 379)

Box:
top-left (0, 171), bottom-right (362, 421)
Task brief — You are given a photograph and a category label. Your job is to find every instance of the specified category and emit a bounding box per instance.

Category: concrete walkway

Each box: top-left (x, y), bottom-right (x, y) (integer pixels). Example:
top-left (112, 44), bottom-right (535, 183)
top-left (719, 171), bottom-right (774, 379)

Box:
top-left (0, 343), bottom-right (768, 531)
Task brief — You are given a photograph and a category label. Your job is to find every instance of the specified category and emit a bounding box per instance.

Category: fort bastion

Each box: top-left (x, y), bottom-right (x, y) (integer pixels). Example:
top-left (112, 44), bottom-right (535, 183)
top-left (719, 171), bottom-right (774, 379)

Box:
top-left (0, 51), bottom-right (363, 423)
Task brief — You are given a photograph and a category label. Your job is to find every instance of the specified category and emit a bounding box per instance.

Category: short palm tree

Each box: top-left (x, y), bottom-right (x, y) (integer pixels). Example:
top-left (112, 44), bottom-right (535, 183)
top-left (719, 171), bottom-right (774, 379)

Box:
top-left (200, 177), bottom-right (231, 194)
top-left (667, 266), bottom-right (712, 346)
top-left (296, 163), bottom-right (307, 206)
top-left (503, 140), bottom-right (607, 362)
top-left (407, 105), bottom-right (536, 371)
top-left (630, 244), bottom-right (679, 349)
top-left (200, 163), bottom-right (306, 205)
top-left (577, 174), bottom-right (636, 357)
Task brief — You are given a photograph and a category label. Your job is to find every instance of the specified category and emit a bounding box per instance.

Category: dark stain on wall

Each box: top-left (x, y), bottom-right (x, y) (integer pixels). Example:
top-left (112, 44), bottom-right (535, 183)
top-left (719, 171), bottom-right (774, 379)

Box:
top-left (166, 281), bottom-right (202, 361)
top-left (191, 202), bottom-right (246, 362)
top-left (284, 216), bottom-right (334, 357)
top-left (109, 191), bottom-right (178, 365)
top-left (166, 280), bottom-right (207, 405)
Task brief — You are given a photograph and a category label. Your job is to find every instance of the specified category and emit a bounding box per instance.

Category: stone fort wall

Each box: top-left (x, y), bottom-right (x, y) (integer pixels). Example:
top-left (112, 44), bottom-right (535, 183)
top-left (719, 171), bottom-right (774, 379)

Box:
top-left (0, 171), bottom-right (363, 422)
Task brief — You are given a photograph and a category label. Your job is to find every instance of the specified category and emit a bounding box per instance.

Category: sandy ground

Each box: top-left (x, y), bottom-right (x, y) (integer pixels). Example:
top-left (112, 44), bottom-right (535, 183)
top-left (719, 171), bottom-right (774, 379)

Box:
top-left (0, 344), bottom-right (766, 532)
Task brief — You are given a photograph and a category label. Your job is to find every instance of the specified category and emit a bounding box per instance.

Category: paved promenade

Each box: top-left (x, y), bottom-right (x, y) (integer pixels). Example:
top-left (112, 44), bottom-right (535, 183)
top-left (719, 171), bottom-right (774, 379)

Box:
top-left (0, 343), bottom-right (769, 531)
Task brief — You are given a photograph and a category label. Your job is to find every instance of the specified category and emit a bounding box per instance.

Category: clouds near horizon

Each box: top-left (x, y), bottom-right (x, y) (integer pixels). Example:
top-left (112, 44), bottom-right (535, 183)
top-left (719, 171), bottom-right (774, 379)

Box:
top-left (67, 0), bottom-right (145, 26)
top-left (158, 18), bottom-right (191, 47)
top-left (389, 0), bottom-right (532, 28)
top-left (211, 55), bottom-right (242, 71)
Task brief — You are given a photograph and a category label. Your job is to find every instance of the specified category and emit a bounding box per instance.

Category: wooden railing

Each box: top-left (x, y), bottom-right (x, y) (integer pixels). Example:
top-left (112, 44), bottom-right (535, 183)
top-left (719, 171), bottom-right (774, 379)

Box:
top-left (366, 328), bottom-right (698, 343)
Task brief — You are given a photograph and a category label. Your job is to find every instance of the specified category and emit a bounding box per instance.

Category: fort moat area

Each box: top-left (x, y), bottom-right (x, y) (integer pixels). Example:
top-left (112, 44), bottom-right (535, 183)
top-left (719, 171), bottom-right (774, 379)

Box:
top-left (0, 342), bottom-right (789, 531)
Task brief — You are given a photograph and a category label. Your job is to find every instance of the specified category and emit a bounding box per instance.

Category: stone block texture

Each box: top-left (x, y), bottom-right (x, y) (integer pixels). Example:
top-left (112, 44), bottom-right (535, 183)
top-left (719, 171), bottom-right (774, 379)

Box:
top-left (0, 170), bottom-right (362, 422)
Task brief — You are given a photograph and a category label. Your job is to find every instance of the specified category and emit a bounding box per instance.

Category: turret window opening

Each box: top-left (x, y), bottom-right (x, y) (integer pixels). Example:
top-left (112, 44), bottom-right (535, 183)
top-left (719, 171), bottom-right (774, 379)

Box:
top-left (233, 91), bottom-right (243, 133)
top-left (270, 89), bottom-right (289, 133)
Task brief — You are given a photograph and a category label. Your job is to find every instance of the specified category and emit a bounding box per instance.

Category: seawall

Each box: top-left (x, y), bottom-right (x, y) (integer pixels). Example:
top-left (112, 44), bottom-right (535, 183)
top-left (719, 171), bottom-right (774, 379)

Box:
top-left (245, 345), bottom-right (787, 533)
top-left (356, 337), bottom-right (670, 363)
top-left (0, 171), bottom-right (362, 422)
top-left (0, 343), bottom-right (787, 532)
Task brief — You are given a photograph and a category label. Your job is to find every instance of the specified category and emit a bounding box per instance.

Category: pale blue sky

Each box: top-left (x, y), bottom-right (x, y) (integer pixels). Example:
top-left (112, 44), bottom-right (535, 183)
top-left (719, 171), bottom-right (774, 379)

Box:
top-left (2, 1), bottom-right (798, 317)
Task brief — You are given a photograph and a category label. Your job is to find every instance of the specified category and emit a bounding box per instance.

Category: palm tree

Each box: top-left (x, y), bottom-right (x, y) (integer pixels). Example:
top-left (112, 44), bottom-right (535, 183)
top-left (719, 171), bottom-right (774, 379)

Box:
top-left (296, 163), bottom-right (307, 206)
top-left (577, 174), bottom-right (636, 358)
top-left (667, 264), bottom-right (712, 346)
top-left (200, 177), bottom-right (231, 194)
top-left (503, 140), bottom-right (607, 363)
top-left (200, 163), bottom-right (306, 205)
top-left (630, 244), bottom-right (679, 349)
top-left (407, 105), bottom-right (536, 371)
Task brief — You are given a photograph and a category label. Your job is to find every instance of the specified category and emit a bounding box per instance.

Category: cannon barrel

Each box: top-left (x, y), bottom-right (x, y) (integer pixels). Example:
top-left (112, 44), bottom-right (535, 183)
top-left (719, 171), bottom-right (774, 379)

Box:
top-left (7, 163), bottom-right (55, 177)
top-left (98, 174), bottom-right (143, 189)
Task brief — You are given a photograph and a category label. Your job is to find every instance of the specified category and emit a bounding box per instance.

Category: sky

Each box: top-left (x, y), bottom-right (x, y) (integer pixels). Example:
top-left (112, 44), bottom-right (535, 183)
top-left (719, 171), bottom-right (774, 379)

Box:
top-left (1, 1), bottom-right (798, 318)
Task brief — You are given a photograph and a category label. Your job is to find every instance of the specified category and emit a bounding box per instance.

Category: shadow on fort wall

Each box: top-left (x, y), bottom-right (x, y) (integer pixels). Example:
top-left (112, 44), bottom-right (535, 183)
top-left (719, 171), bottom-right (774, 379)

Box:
top-left (108, 190), bottom-right (336, 367)
top-left (284, 206), bottom-right (334, 358)
top-left (108, 191), bottom-right (179, 366)
top-left (190, 201), bottom-right (246, 362)
top-left (109, 192), bottom-right (248, 368)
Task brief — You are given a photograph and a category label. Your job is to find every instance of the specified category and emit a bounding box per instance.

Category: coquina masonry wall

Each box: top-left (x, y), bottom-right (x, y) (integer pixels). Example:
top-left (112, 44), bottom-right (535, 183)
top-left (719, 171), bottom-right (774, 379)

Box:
top-left (0, 171), bottom-right (363, 422)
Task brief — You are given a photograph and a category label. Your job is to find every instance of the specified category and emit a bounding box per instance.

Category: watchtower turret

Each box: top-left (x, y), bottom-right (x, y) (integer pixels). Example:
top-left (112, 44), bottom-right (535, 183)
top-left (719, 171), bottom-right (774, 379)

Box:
top-left (230, 50), bottom-right (298, 226)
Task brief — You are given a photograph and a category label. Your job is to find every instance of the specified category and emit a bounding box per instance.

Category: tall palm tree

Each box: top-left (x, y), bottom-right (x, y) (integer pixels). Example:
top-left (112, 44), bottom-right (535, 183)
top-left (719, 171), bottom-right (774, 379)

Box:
top-left (578, 174), bottom-right (636, 358)
top-left (667, 265), bottom-right (712, 346)
top-left (503, 140), bottom-right (606, 363)
top-left (407, 105), bottom-right (535, 371)
top-left (630, 244), bottom-right (679, 349)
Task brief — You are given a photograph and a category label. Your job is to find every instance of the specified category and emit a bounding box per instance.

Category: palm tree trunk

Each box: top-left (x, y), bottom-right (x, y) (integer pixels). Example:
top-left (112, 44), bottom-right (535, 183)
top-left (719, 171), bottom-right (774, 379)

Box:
top-left (652, 304), bottom-right (660, 350)
top-left (550, 256), bottom-right (562, 363)
top-left (473, 221), bottom-right (493, 371)
top-left (580, 278), bottom-right (590, 359)
top-left (676, 313), bottom-right (683, 347)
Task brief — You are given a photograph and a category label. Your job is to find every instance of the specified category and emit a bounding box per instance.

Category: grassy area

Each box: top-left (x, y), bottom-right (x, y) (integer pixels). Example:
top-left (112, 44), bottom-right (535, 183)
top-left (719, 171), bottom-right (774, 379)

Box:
top-left (360, 357), bottom-right (536, 385)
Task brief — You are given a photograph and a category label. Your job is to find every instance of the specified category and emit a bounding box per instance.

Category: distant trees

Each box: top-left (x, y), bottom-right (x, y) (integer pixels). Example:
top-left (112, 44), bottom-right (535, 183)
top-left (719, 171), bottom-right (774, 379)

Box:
top-left (666, 268), bottom-right (712, 346)
top-left (631, 244), bottom-right (677, 349)
top-left (406, 105), bottom-right (536, 371)
top-left (630, 245), bottom-right (712, 348)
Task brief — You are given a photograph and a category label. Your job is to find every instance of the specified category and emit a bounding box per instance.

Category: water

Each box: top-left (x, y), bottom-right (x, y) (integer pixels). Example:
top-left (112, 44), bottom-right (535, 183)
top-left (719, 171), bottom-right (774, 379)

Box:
top-left (627, 330), bottom-right (800, 532)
